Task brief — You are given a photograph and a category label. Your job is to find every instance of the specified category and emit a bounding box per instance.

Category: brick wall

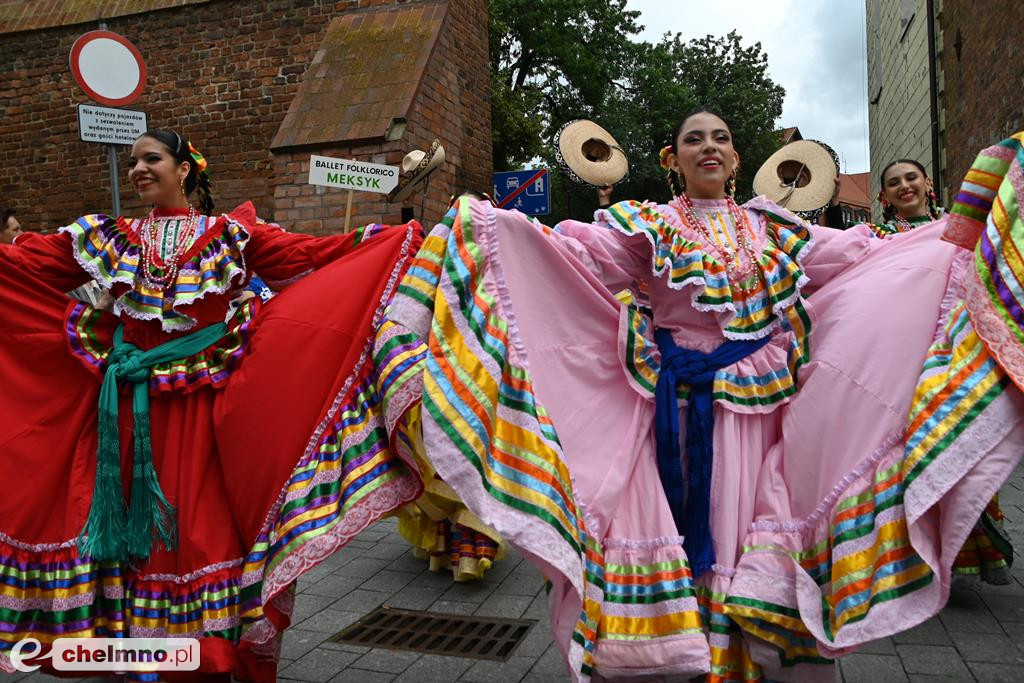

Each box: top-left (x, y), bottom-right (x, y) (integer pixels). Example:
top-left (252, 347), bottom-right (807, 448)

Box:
top-left (0, 0), bottom-right (491, 234)
top-left (866, 0), bottom-right (938, 219)
top-left (939, 0), bottom-right (1024, 200)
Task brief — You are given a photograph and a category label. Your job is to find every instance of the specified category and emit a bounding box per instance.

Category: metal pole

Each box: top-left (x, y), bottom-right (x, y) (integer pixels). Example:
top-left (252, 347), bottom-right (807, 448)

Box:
top-left (107, 144), bottom-right (121, 216)
top-left (925, 0), bottom-right (942, 201)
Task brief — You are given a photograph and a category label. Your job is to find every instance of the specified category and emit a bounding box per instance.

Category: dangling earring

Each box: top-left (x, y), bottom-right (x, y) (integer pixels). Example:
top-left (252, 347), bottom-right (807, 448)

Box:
top-left (180, 177), bottom-right (186, 196)
top-left (726, 170), bottom-right (737, 198)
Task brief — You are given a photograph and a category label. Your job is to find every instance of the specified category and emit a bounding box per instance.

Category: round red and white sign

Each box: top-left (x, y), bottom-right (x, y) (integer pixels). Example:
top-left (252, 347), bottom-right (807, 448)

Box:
top-left (69, 31), bottom-right (146, 106)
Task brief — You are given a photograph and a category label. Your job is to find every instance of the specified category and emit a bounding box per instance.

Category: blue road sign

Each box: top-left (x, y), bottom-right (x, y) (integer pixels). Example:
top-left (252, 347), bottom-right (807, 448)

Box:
top-left (492, 169), bottom-right (550, 215)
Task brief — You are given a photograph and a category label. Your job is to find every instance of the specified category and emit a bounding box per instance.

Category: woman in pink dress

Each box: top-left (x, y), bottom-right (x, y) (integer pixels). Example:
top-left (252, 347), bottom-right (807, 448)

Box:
top-left (374, 113), bottom-right (1024, 681)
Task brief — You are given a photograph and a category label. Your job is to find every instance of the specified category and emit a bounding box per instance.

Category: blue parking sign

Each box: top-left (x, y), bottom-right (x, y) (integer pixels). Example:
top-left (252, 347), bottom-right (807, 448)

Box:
top-left (492, 169), bottom-right (550, 215)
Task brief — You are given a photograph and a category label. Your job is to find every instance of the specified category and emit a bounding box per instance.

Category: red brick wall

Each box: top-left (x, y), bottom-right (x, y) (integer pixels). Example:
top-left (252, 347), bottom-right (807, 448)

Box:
top-left (939, 1), bottom-right (1024, 199)
top-left (0, 0), bottom-right (491, 234)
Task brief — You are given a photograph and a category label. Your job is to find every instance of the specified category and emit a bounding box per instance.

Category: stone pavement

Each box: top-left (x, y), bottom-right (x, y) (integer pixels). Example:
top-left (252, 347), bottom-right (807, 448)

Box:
top-left (6, 463), bottom-right (1024, 683)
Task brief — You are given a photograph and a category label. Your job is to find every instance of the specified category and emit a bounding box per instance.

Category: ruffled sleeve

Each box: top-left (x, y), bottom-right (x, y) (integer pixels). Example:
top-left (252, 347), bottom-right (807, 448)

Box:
top-left (1, 230), bottom-right (90, 292)
top-left (551, 218), bottom-right (650, 293)
top-left (239, 202), bottom-right (417, 288)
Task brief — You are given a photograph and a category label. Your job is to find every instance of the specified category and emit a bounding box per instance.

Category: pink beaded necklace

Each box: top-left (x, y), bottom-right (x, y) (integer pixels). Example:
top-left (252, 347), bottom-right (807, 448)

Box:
top-left (137, 205), bottom-right (200, 289)
top-left (673, 194), bottom-right (762, 293)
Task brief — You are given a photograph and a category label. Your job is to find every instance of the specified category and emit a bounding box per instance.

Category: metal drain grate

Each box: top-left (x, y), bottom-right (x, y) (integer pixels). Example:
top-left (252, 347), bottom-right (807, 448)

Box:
top-left (330, 606), bottom-right (535, 661)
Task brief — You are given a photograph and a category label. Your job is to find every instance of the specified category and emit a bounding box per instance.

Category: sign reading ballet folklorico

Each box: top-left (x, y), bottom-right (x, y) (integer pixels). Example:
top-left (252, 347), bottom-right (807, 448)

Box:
top-left (308, 155), bottom-right (399, 194)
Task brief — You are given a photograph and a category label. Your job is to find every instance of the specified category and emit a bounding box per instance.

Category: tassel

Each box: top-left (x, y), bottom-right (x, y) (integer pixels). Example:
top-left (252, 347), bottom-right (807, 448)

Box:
top-left (126, 388), bottom-right (177, 559)
top-left (78, 405), bottom-right (128, 561)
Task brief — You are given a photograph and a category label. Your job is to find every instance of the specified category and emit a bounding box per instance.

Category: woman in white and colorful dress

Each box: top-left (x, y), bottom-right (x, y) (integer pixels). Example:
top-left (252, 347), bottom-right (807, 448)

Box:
top-left (857, 156), bottom-right (1014, 585)
top-left (374, 111), bottom-right (1024, 682)
top-left (0, 129), bottom-right (424, 681)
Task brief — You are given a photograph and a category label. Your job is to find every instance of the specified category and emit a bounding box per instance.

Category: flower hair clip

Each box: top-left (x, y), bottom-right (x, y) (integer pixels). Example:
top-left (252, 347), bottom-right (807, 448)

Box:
top-left (188, 142), bottom-right (208, 173)
top-left (659, 145), bottom-right (674, 170)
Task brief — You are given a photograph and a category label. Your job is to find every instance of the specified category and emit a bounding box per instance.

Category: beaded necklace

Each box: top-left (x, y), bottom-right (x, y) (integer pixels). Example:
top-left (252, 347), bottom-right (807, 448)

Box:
top-left (891, 212), bottom-right (935, 233)
top-left (138, 205), bottom-right (200, 289)
top-left (672, 194), bottom-right (763, 293)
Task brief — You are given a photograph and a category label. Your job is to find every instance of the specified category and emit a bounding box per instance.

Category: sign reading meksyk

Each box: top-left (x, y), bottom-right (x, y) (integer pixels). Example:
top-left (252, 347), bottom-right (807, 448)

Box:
top-left (77, 104), bottom-right (147, 145)
top-left (309, 155), bottom-right (399, 194)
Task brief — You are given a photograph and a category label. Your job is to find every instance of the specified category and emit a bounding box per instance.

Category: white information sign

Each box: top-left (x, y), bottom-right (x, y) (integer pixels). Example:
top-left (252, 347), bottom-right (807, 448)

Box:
top-left (77, 104), bottom-right (147, 146)
top-left (308, 155), bottom-right (399, 194)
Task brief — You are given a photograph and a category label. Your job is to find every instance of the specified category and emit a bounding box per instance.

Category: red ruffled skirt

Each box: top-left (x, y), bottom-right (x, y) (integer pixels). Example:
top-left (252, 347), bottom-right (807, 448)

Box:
top-left (0, 225), bottom-right (423, 680)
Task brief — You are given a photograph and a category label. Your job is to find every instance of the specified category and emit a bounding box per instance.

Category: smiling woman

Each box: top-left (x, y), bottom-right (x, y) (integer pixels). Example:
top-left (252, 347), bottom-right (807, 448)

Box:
top-left (0, 129), bottom-right (425, 681)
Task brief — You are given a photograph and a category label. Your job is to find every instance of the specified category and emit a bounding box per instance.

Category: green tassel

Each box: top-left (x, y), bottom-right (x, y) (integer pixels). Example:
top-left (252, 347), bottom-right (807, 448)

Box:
top-left (78, 407), bottom-right (128, 561)
top-left (126, 394), bottom-right (177, 559)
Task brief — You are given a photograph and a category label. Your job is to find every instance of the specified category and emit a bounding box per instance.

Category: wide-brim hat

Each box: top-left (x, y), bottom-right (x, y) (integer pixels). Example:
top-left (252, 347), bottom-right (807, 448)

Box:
top-left (387, 140), bottom-right (446, 203)
top-left (753, 140), bottom-right (837, 212)
top-left (555, 119), bottom-right (629, 187)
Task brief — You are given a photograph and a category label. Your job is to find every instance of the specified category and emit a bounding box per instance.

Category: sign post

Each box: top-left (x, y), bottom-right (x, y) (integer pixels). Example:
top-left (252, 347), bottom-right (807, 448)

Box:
top-left (70, 30), bottom-right (147, 216)
top-left (308, 155), bottom-right (399, 231)
top-left (492, 169), bottom-right (550, 215)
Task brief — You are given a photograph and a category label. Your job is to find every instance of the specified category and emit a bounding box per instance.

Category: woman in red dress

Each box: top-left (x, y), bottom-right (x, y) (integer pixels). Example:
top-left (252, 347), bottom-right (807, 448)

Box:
top-left (0, 130), bottom-right (423, 680)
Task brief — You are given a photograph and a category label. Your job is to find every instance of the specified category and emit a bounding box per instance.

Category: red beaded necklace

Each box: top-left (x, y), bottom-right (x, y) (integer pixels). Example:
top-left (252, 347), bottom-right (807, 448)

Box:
top-left (672, 194), bottom-right (762, 293)
top-left (137, 205), bottom-right (200, 290)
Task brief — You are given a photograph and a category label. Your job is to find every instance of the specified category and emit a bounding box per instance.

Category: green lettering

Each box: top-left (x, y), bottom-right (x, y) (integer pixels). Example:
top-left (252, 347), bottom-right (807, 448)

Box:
top-left (327, 172), bottom-right (340, 183)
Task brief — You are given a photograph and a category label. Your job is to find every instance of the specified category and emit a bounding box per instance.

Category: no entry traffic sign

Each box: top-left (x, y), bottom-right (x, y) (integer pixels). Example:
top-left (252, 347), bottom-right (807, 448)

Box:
top-left (70, 31), bottom-right (147, 106)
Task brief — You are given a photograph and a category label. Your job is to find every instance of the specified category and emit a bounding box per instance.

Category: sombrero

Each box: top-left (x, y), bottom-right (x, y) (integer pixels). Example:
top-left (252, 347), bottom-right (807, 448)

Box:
top-left (753, 140), bottom-right (837, 212)
top-left (387, 140), bottom-right (446, 203)
top-left (555, 119), bottom-right (629, 187)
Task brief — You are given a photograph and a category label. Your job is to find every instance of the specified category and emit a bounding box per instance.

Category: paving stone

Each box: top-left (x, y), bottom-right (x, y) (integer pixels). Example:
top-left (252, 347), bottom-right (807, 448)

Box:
top-left (494, 572), bottom-right (544, 597)
top-left (980, 594), bottom-right (1024, 621)
top-left (328, 670), bottom-right (396, 683)
top-left (459, 655), bottom-right (535, 682)
top-left (280, 647), bottom-right (361, 682)
top-left (346, 539), bottom-right (377, 550)
top-left (391, 654), bottom-right (473, 682)
top-left (513, 619), bottom-right (553, 657)
top-left (907, 676), bottom-right (976, 682)
top-left (410, 569), bottom-right (464, 590)
top-left (329, 589), bottom-right (390, 614)
top-left (892, 617), bottom-right (952, 646)
top-left (360, 570), bottom-right (417, 594)
top-left (282, 628), bottom-right (329, 661)
top-left (856, 637), bottom-right (897, 655)
top-left (306, 574), bottom-right (368, 599)
top-left (439, 580), bottom-right (498, 604)
top-left (364, 542), bottom-right (414, 561)
top-left (472, 593), bottom-right (533, 618)
top-left (520, 675), bottom-right (570, 683)
top-left (839, 654), bottom-right (909, 683)
top-left (529, 645), bottom-right (567, 675)
top-left (351, 648), bottom-right (421, 674)
top-left (896, 644), bottom-right (971, 678)
top-left (949, 630), bottom-right (1024, 664)
top-left (939, 591), bottom-right (1004, 634)
top-left (522, 592), bottom-right (548, 620)
top-left (966, 662), bottom-right (1021, 682)
top-left (341, 558), bottom-right (393, 580)
top-left (384, 585), bottom-right (444, 611)
top-left (297, 609), bottom-right (366, 635)
top-left (427, 600), bottom-right (478, 615)
top-left (384, 551), bottom-right (432, 575)
top-left (356, 528), bottom-right (391, 542)
top-left (320, 641), bottom-right (371, 655)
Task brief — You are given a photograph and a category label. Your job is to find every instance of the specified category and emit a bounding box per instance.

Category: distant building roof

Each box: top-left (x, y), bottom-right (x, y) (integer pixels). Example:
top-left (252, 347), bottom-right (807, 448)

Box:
top-left (837, 172), bottom-right (871, 209)
top-left (271, 1), bottom-right (448, 150)
top-left (0, 0), bottom-right (208, 35)
top-left (779, 126), bottom-right (803, 144)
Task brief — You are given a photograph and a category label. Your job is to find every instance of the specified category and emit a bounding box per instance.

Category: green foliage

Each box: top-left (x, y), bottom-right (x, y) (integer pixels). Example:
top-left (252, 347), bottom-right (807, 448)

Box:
top-left (489, 0), bottom-right (786, 223)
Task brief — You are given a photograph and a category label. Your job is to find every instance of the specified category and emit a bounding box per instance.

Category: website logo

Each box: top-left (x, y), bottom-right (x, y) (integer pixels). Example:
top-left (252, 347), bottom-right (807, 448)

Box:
top-left (10, 637), bottom-right (200, 673)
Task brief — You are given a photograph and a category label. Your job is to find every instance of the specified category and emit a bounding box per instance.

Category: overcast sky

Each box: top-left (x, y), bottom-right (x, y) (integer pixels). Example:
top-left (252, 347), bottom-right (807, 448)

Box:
top-left (629, 0), bottom-right (871, 173)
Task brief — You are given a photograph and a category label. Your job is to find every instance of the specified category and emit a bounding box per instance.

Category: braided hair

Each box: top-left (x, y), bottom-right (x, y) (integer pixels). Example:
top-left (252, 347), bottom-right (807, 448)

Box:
top-left (137, 129), bottom-right (214, 215)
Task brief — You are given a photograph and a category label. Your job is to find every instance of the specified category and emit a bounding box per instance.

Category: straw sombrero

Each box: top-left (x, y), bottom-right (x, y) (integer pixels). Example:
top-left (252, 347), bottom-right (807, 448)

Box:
top-left (387, 140), bottom-right (446, 203)
top-left (555, 120), bottom-right (629, 187)
top-left (753, 140), bottom-right (837, 212)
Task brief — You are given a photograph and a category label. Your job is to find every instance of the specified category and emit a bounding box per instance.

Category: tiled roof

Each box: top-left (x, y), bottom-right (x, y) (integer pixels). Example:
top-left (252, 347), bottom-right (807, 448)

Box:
top-left (271, 1), bottom-right (448, 150)
top-left (838, 171), bottom-right (871, 209)
top-left (0, 0), bottom-right (208, 35)
top-left (779, 126), bottom-right (802, 144)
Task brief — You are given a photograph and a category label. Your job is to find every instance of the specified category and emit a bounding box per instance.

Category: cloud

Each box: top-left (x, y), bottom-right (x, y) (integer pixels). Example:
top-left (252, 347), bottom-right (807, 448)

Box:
top-left (629, 0), bottom-right (870, 173)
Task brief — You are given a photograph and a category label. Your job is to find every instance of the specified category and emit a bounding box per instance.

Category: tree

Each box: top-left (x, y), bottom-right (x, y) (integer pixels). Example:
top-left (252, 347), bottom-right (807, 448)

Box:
top-left (489, 0), bottom-right (787, 223)
top-left (489, 0), bottom-right (642, 170)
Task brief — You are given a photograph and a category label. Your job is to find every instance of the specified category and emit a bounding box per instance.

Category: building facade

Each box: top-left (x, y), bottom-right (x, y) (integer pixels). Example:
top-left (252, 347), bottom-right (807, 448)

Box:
top-left (866, 0), bottom-right (1023, 218)
top-left (0, 0), bottom-right (491, 234)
